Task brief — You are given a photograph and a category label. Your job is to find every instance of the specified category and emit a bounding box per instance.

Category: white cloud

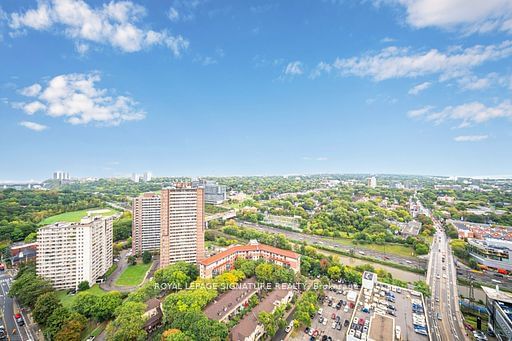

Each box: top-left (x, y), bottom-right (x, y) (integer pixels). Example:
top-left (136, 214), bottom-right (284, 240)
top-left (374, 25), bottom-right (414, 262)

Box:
top-left (165, 0), bottom-right (206, 22)
top-left (75, 41), bottom-right (89, 55)
top-left (408, 100), bottom-right (512, 127)
top-left (23, 101), bottom-right (46, 114)
top-left (455, 72), bottom-right (512, 91)
top-left (454, 135), bottom-right (489, 142)
top-left (14, 72), bottom-right (146, 126)
top-left (19, 121), bottom-right (48, 131)
top-left (19, 83), bottom-right (42, 96)
top-left (380, 36), bottom-right (396, 43)
top-left (312, 40), bottom-right (512, 81)
top-left (408, 81), bottom-right (431, 95)
top-left (168, 7), bottom-right (179, 22)
top-left (310, 62), bottom-right (333, 79)
top-left (283, 61), bottom-right (304, 76)
top-left (9, 0), bottom-right (188, 56)
top-left (407, 106), bottom-right (434, 118)
top-left (392, 0), bottom-right (512, 34)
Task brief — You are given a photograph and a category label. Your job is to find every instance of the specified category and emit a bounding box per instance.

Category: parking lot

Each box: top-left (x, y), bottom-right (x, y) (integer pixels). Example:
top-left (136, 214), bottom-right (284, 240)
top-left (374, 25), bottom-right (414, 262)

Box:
top-left (290, 283), bottom-right (359, 341)
top-left (349, 281), bottom-right (429, 341)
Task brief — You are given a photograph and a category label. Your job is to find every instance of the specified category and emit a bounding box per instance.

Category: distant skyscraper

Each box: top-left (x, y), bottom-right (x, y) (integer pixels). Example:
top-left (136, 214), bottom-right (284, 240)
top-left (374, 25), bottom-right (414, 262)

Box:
top-left (131, 173), bottom-right (140, 182)
top-left (53, 171), bottom-right (70, 180)
top-left (37, 216), bottom-right (113, 289)
top-left (367, 176), bottom-right (377, 188)
top-left (143, 171), bottom-right (152, 182)
top-left (132, 193), bottom-right (161, 255)
top-left (192, 179), bottom-right (227, 204)
top-left (160, 184), bottom-right (205, 267)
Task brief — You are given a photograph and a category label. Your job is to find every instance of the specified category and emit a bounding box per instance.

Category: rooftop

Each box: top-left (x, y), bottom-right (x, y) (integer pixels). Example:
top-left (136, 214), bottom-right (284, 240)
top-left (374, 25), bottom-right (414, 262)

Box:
top-left (369, 313), bottom-right (394, 341)
top-left (230, 288), bottom-right (290, 341)
top-left (482, 286), bottom-right (512, 305)
top-left (199, 241), bottom-right (299, 266)
top-left (203, 277), bottom-right (258, 321)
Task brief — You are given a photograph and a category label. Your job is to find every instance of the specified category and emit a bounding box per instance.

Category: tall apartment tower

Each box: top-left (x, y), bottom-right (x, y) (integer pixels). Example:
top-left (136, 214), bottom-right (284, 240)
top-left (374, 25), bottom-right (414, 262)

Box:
top-left (160, 184), bottom-right (205, 268)
top-left (36, 216), bottom-right (113, 289)
top-left (132, 193), bottom-right (161, 255)
top-left (367, 176), bottom-right (377, 188)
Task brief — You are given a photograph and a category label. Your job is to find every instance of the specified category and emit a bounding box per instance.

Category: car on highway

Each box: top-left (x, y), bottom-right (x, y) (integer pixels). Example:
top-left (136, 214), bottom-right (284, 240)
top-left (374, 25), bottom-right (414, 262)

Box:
top-left (15, 313), bottom-right (24, 326)
top-left (285, 320), bottom-right (294, 333)
top-left (0, 325), bottom-right (6, 341)
top-left (474, 330), bottom-right (488, 341)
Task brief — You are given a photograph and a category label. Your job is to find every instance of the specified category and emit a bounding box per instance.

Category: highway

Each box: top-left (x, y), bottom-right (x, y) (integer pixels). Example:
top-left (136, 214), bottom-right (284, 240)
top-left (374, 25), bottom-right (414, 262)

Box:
top-left (0, 272), bottom-right (35, 341)
top-left (426, 219), bottom-right (467, 341)
top-left (236, 220), bottom-right (427, 270)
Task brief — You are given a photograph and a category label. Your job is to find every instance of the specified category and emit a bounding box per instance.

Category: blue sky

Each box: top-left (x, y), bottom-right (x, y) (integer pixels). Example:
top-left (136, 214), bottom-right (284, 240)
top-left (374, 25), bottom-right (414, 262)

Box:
top-left (1, 0), bottom-right (512, 181)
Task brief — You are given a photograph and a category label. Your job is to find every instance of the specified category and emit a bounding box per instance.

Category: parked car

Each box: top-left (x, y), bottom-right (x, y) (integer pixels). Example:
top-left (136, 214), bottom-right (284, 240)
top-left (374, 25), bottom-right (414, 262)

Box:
top-left (15, 313), bottom-right (24, 326)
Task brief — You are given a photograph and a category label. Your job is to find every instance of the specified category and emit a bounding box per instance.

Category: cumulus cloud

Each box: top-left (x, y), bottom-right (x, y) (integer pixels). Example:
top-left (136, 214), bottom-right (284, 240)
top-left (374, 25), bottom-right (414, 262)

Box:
top-left (408, 81), bottom-right (431, 95)
top-left (283, 61), bottom-right (304, 76)
top-left (19, 121), bottom-right (48, 131)
top-left (8, 0), bottom-right (188, 56)
top-left (391, 0), bottom-right (512, 34)
top-left (312, 41), bottom-right (512, 81)
top-left (407, 100), bottom-right (512, 127)
top-left (19, 83), bottom-right (42, 96)
top-left (454, 135), bottom-right (489, 142)
top-left (14, 72), bottom-right (146, 126)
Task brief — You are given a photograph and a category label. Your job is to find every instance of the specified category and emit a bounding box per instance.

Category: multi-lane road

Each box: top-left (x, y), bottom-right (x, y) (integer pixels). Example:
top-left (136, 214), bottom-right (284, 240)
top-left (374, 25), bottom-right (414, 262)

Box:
top-left (0, 272), bottom-right (36, 341)
top-left (236, 220), bottom-right (427, 270)
top-left (426, 219), bottom-right (467, 341)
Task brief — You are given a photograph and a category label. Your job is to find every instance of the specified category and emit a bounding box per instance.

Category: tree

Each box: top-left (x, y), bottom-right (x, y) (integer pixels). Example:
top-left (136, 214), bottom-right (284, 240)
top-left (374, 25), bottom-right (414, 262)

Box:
top-left (154, 262), bottom-right (198, 291)
top-left (414, 243), bottom-right (429, 255)
top-left (72, 292), bottom-right (97, 318)
top-left (24, 232), bottom-right (37, 243)
top-left (33, 292), bottom-right (62, 327)
top-left (142, 251), bottom-right (152, 264)
top-left (128, 255), bottom-right (137, 265)
top-left (258, 311), bottom-right (278, 337)
top-left (413, 281), bottom-right (431, 297)
top-left (9, 266), bottom-right (53, 308)
top-left (77, 281), bottom-right (90, 291)
top-left (234, 258), bottom-right (257, 277)
top-left (162, 329), bottom-right (193, 341)
top-left (45, 308), bottom-right (86, 341)
top-left (107, 301), bottom-right (147, 341)
top-left (113, 211), bottom-right (132, 241)
top-left (93, 291), bottom-right (123, 321)
top-left (168, 310), bottom-right (228, 341)
top-left (54, 318), bottom-right (86, 341)
top-left (327, 265), bottom-right (341, 281)
top-left (255, 263), bottom-right (274, 283)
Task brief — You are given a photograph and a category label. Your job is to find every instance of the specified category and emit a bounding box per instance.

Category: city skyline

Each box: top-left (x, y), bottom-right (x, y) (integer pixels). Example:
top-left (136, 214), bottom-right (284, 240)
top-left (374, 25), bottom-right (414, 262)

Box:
top-left (1, 0), bottom-right (512, 180)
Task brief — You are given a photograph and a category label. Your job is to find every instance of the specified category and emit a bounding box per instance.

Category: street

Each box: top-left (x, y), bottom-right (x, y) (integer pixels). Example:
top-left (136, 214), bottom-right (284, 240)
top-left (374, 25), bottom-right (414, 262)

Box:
top-left (237, 220), bottom-right (426, 270)
top-left (0, 272), bottom-right (36, 341)
top-left (426, 219), bottom-right (467, 341)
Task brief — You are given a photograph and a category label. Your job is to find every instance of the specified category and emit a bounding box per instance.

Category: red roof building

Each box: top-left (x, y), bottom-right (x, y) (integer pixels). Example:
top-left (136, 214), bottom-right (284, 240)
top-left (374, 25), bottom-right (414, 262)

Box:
top-left (199, 240), bottom-right (300, 278)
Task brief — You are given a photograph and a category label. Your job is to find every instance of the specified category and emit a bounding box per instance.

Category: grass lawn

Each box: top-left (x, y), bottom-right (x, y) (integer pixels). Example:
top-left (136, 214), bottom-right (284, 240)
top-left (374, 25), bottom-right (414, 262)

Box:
top-left (328, 236), bottom-right (416, 258)
top-left (40, 208), bottom-right (118, 225)
top-left (114, 262), bottom-right (151, 286)
top-left (56, 284), bottom-right (107, 307)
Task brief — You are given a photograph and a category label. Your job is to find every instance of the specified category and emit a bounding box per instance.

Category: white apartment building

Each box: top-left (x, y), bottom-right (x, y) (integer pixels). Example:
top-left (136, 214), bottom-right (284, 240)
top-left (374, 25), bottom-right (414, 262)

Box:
top-left (132, 193), bottom-right (161, 254)
top-left (37, 216), bottom-right (113, 290)
top-left (367, 176), bottom-right (377, 188)
top-left (160, 184), bottom-right (205, 267)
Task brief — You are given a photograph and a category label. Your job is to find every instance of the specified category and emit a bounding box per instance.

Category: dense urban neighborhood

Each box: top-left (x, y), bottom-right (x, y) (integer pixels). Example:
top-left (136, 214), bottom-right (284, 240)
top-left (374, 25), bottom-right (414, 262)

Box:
top-left (0, 174), bottom-right (511, 340)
